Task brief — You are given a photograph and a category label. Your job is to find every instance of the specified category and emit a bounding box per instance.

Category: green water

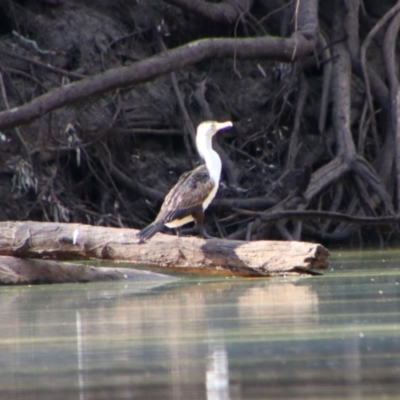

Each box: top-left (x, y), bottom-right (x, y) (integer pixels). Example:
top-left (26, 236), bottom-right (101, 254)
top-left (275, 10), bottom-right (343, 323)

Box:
top-left (1, 250), bottom-right (400, 399)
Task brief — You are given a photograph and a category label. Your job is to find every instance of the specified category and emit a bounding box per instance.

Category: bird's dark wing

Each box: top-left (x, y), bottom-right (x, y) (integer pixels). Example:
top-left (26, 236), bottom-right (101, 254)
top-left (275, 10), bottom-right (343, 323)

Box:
top-left (156, 165), bottom-right (215, 223)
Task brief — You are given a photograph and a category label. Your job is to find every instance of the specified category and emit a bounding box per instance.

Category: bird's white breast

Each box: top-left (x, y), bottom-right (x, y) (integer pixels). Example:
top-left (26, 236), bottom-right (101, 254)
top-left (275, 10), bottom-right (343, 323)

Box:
top-left (202, 180), bottom-right (218, 210)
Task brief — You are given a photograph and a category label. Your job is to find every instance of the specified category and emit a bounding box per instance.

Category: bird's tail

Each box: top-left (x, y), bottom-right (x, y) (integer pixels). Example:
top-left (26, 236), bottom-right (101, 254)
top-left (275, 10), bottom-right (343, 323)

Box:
top-left (136, 220), bottom-right (164, 243)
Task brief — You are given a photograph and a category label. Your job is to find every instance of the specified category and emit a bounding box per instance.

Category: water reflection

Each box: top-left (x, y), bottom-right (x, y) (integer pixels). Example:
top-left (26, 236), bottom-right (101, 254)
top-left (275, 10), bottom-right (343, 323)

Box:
top-left (238, 281), bottom-right (319, 327)
top-left (206, 345), bottom-right (230, 400)
top-left (1, 252), bottom-right (400, 399)
top-left (0, 279), bottom-right (319, 399)
top-left (76, 311), bottom-right (85, 400)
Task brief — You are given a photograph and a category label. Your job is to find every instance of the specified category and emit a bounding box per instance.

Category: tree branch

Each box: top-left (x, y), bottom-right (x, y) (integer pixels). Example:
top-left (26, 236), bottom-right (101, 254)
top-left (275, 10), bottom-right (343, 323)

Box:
top-left (331, 2), bottom-right (356, 158)
top-left (360, 2), bottom-right (400, 148)
top-left (383, 10), bottom-right (400, 210)
top-left (234, 208), bottom-right (400, 226)
top-left (305, 157), bottom-right (348, 200)
top-left (317, 32), bottom-right (332, 133)
top-left (0, 35), bottom-right (315, 132)
top-left (296, 0), bottom-right (319, 39)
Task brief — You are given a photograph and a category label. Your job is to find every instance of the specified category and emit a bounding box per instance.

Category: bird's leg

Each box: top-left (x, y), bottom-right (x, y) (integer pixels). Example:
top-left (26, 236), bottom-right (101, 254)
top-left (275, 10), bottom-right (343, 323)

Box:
top-left (197, 224), bottom-right (214, 239)
top-left (192, 207), bottom-right (215, 239)
top-left (175, 227), bottom-right (182, 237)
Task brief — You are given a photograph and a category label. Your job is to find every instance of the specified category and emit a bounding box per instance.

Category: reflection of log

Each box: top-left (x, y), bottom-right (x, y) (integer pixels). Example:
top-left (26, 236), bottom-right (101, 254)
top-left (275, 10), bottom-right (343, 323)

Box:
top-left (0, 221), bottom-right (329, 277)
top-left (0, 256), bottom-right (177, 285)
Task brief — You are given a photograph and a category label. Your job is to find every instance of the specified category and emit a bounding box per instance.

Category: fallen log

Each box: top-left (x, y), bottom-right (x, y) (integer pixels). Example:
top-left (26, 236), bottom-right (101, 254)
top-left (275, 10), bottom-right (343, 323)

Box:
top-left (0, 255), bottom-right (177, 285)
top-left (0, 221), bottom-right (329, 277)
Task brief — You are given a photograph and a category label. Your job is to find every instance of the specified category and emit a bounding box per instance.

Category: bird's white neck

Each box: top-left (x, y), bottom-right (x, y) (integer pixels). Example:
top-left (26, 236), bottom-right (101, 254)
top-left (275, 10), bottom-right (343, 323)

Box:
top-left (196, 134), bottom-right (222, 184)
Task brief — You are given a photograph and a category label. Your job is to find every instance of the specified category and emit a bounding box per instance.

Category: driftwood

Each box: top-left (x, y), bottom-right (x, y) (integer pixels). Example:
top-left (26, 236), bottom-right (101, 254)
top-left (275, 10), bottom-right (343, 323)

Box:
top-left (0, 221), bottom-right (329, 281)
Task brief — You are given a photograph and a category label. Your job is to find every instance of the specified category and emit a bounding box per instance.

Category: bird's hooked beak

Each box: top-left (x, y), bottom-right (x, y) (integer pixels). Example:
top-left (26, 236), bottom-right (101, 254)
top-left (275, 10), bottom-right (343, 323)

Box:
top-left (196, 120), bottom-right (233, 138)
top-left (210, 121), bottom-right (233, 137)
top-left (215, 121), bottom-right (233, 132)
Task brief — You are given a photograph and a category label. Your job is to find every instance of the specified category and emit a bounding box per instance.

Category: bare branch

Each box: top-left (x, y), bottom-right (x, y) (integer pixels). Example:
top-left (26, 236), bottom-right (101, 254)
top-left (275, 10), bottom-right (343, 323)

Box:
top-left (0, 71), bottom-right (31, 164)
top-left (235, 208), bottom-right (400, 226)
top-left (383, 10), bottom-right (400, 210)
top-left (304, 143), bottom-right (349, 200)
top-left (360, 2), bottom-right (400, 146)
top-left (317, 32), bottom-right (332, 133)
top-left (0, 48), bottom-right (87, 80)
top-left (331, 3), bottom-right (356, 158)
top-left (296, 0), bottom-right (319, 38)
top-left (0, 35), bottom-right (315, 132)
top-left (286, 73), bottom-right (308, 168)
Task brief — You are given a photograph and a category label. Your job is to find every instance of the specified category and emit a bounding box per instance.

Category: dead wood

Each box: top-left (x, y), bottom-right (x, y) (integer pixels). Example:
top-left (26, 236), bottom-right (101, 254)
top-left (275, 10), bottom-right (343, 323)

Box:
top-left (383, 10), bottom-right (400, 210)
top-left (360, 3), bottom-right (400, 145)
top-left (234, 208), bottom-right (400, 226)
top-left (0, 221), bottom-right (329, 277)
top-left (317, 32), bottom-right (331, 134)
top-left (0, 255), bottom-right (176, 285)
top-left (0, 34), bottom-right (315, 132)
